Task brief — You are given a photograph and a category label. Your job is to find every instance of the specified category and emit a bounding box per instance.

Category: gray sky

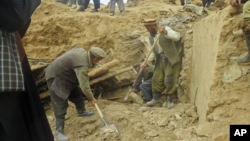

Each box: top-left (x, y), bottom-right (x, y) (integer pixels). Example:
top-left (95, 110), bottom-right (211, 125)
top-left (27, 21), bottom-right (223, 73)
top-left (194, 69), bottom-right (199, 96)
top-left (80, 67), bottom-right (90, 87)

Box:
top-left (91, 0), bottom-right (128, 5)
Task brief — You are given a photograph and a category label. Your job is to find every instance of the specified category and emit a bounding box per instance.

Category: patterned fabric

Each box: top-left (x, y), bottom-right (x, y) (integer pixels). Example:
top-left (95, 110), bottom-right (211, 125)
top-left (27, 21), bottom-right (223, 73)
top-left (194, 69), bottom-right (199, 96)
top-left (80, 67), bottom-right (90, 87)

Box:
top-left (0, 30), bottom-right (25, 91)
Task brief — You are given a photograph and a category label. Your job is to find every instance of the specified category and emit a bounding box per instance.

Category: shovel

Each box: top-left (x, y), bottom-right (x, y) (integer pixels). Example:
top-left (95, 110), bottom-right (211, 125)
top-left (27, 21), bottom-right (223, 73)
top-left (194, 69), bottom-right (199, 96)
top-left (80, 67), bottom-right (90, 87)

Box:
top-left (94, 103), bottom-right (119, 133)
top-left (124, 33), bottom-right (161, 101)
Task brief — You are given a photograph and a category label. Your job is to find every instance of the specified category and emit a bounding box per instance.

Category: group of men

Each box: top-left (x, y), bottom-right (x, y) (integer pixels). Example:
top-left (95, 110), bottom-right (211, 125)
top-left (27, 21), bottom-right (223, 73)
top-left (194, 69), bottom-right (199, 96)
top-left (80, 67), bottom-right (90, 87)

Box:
top-left (57, 0), bottom-right (126, 16)
top-left (1, 0), bottom-right (250, 141)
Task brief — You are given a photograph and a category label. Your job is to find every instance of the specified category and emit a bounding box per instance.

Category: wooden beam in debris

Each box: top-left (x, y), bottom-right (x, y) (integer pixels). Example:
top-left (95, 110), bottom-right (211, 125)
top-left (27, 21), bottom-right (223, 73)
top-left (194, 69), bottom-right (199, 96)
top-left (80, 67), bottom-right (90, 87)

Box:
top-left (88, 59), bottom-right (120, 78)
top-left (89, 66), bottom-right (133, 85)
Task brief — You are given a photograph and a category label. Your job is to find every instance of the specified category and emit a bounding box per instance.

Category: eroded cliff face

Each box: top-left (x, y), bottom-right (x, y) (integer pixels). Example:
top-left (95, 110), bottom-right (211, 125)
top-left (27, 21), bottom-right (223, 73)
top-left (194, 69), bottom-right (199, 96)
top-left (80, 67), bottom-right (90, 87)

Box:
top-left (186, 5), bottom-right (250, 140)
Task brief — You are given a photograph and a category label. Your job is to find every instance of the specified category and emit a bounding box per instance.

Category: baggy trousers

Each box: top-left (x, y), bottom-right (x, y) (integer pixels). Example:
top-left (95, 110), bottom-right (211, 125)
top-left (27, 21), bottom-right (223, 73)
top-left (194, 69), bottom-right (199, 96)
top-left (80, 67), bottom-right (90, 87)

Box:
top-left (47, 78), bottom-right (86, 120)
top-left (83, 0), bottom-right (100, 9)
top-left (152, 54), bottom-right (181, 95)
top-left (243, 1), bottom-right (250, 33)
top-left (110, 0), bottom-right (125, 12)
top-left (139, 78), bottom-right (153, 102)
top-left (68, 0), bottom-right (83, 5)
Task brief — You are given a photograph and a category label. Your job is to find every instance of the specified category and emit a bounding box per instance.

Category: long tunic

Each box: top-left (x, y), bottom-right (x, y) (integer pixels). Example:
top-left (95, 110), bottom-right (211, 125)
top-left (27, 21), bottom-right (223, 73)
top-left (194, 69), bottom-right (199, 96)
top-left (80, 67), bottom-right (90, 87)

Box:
top-left (147, 26), bottom-right (181, 95)
top-left (45, 47), bottom-right (94, 100)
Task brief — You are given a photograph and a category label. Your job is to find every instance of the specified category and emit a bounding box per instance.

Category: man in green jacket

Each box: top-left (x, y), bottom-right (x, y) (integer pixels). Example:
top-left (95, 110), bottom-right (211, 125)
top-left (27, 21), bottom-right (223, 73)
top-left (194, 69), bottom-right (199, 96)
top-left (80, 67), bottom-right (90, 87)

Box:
top-left (45, 47), bottom-right (106, 141)
top-left (141, 19), bottom-right (181, 109)
top-left (231, 0), bottom-right (250, 64)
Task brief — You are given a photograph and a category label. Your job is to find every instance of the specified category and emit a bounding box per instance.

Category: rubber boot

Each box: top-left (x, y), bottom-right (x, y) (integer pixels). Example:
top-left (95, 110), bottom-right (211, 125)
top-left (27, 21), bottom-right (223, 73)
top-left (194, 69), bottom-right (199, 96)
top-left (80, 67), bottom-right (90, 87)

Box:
top-left (110, 12), bottom-right (114, 16)
top-left (167, 95), bottom-right (174, 109)
top-left (237, 33), bottom-right (250, 64)
top-left (146, 92), bottom-right (162, 107)
top-left (90, 8), bottom-right (98, 12)
top-left (54, 118), bottom-right (69, 141)
top-left (76, 5), bottom-right (85, 11)
top-left (120, 10), bottom-right (124, 16)
top-left (77, 110), bottom-right (94, 117)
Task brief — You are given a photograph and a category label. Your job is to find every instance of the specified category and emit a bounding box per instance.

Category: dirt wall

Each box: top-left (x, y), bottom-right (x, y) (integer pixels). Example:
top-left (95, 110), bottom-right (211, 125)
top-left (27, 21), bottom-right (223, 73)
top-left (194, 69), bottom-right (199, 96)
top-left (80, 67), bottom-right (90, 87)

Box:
top-left (190, 5), bottom-right (250, 127)
top-left (190, 11), bottom-right (223, 123)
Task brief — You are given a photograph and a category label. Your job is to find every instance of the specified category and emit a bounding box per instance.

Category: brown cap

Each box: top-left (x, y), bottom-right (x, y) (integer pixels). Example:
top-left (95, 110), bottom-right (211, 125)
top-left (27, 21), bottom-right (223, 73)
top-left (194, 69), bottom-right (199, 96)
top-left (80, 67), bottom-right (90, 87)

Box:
top-left (142, 18), bottom-right (157, 26)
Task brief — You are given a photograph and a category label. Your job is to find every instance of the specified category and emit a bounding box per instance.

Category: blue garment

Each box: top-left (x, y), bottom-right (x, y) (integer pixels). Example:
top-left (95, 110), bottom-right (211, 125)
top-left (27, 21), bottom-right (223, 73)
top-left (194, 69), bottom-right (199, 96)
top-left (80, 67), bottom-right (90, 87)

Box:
top-left (139, 78), bottom-right (153, 102)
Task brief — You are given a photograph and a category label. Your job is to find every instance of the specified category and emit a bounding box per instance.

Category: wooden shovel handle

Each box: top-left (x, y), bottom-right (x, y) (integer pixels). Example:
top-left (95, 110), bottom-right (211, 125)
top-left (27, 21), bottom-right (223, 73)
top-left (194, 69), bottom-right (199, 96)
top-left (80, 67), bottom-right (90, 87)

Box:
top-left (132, 33), bottom-right (161, 86)
top-left (94, 103), bottom-right (104, 118)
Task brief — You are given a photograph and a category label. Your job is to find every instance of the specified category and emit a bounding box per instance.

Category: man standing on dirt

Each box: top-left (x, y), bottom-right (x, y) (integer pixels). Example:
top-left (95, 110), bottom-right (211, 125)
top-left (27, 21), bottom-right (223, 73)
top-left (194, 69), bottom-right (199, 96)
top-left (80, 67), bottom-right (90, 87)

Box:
top-left (77, 0), bottom-right (100, 12)
top-left (109, 0), bottom-right (125, 16)
top-left (142, 19), bottom-right (181, 109)
top-left (230, 0), bottom-right (250, 64)
top-left (45, 47), bottom-right (106, 141)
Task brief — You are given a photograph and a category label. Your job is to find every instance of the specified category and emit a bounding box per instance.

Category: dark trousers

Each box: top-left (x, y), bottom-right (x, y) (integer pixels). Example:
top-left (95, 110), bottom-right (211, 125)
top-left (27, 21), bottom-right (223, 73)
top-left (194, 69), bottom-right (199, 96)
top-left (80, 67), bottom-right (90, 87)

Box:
top-left (68, 0), bottom-right (83, 5)
top-left (139, 79), bottom-right (153, 102)
top-left (202, 0), bottom-right (215, 7)
top-left (47, 79), bottom-right (85, 119)
top-left (83, 0), bottom-right (100, 9)
top-left (0, 92), bottom-right (32, 141)
top-left (0, 91), bottom-right (53, 141)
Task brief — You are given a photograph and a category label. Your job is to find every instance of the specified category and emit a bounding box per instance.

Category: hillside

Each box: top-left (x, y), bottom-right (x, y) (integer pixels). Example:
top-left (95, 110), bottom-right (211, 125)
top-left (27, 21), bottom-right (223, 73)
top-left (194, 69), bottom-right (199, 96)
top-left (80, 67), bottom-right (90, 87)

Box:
top-left (22, 0), bottom-right (250, 140)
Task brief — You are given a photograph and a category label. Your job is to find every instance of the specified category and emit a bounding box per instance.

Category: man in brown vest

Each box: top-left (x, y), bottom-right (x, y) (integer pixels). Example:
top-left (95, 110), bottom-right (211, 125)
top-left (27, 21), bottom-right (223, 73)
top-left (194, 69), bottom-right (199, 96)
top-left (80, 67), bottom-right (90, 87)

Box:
top-left (141, 19), bottom-right (181, 109)
top-left (45, 47), bottom-right (106, 141)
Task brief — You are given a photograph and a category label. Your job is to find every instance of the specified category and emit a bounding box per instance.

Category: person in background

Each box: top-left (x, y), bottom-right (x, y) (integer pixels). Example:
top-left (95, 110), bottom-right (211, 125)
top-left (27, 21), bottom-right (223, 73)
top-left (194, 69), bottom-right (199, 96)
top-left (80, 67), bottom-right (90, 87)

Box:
top-left (180, 0), bottom-right (191, 6)
top-left (231, 0), bottom-right (250, 64)
top-left (202, 0), bottom-right (215, 8)
top-left (45, 47), bottom-right (106, 141)
top-left (109, 0), bottom-right (126, 16)
top-left (132, 62), bottom-right (154, 103)
top-left (0, 0), bottom-right (54, 141)
top-left (77, 0), bottom-right (100, 12)
top-left (68, 0), bottom-right (83, 9)
top-left (141, 19), bottom-right (181, 109)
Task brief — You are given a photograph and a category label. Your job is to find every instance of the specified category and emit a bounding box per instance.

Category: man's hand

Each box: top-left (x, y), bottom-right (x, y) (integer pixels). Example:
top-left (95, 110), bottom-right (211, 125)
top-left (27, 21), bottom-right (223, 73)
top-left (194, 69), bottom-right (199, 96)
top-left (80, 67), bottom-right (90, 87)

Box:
top-left (140, 62), bottom-right (147, 70)
top-left (132, 88), bottom-right (138, 93)
top-left (159, 26), bottom-right (168, 35)
top-left (90, 98), bottom-right (97, 105)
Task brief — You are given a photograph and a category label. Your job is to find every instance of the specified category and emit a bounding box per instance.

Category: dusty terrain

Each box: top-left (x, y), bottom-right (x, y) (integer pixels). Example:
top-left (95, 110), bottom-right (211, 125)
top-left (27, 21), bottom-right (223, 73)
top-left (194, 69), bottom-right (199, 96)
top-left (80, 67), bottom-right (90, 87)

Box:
top-left (22, 0), bottom-right (250, 140)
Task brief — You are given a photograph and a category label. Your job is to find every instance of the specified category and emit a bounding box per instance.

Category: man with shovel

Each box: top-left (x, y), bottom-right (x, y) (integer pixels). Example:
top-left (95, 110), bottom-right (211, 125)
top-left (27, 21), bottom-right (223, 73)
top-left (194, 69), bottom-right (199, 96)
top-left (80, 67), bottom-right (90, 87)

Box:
top-left (141, 19), bottom-right (181, 109)
top-left (45, 46), bottom-right (106, 141)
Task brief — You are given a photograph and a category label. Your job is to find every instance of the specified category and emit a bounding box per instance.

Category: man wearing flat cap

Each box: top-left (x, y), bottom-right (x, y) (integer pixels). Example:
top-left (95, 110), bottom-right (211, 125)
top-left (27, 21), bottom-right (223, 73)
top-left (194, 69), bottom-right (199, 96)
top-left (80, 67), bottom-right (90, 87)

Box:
top-left (141, 18), bottom-right (181, 109)
top-left (45, 46), bottom-right (106, 141)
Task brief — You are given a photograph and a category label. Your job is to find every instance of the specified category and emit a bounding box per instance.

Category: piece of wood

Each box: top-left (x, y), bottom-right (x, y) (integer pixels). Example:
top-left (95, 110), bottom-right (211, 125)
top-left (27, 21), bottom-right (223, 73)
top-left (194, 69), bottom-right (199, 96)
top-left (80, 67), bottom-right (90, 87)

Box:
top-left (39, 91), bottom-right (50, 99)
top-left (88, 59), bottom-right (120, 78)
top-left (90, 66), bottom-right (133, 85)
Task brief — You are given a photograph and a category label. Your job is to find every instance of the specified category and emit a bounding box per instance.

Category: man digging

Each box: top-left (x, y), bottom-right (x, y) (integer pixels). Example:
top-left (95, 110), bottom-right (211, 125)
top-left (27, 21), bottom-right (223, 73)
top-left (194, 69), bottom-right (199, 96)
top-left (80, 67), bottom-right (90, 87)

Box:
top-left (45, 47), bottom-right (106, 141)
top-left (141, 19), bottom-right (182, 109)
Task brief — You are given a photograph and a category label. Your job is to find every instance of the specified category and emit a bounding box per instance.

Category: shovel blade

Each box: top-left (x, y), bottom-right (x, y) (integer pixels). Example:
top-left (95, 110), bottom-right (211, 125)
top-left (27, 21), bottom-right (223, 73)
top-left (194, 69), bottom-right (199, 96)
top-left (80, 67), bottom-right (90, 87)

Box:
top-left (100, 124), bottom-right (119, 133)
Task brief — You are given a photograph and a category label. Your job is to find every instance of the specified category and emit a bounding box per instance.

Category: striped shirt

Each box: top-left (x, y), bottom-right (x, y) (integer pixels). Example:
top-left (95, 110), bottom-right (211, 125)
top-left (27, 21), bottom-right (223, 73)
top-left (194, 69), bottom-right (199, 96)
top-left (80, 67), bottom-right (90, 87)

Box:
top-left (0, 30), bottom-right (25, 91)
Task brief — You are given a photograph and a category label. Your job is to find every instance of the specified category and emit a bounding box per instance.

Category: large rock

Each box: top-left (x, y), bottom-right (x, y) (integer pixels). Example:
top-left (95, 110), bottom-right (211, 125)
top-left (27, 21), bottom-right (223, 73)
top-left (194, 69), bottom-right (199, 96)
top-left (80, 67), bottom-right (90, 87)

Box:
top-left (222, 64), bottom-right (242, 83)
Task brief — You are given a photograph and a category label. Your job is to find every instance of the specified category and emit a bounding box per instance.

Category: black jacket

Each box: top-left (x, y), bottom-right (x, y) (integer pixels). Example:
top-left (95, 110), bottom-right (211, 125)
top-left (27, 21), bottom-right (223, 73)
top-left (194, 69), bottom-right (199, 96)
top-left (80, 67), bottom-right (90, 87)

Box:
top-left (0, 0), bottom-right (41, 34)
